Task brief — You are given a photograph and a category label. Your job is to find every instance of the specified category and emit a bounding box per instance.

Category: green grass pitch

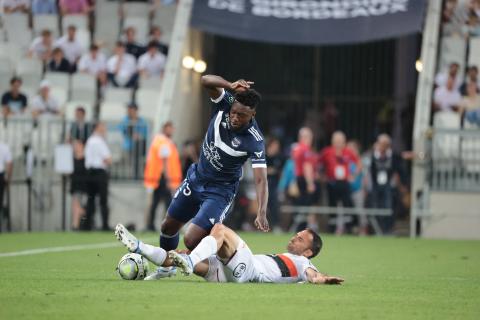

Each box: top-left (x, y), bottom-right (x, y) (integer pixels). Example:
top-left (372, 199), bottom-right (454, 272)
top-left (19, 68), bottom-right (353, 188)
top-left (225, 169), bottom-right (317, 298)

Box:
top-left (0, 231), bottom-right (479, 320)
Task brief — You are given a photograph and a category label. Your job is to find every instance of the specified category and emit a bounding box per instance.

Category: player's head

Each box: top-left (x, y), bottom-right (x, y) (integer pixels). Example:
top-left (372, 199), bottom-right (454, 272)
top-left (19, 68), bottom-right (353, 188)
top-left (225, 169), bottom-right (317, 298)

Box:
top-left (229, 89), bottom-right (261, 130)
top-left (287, 229), bottom-right (323, 259)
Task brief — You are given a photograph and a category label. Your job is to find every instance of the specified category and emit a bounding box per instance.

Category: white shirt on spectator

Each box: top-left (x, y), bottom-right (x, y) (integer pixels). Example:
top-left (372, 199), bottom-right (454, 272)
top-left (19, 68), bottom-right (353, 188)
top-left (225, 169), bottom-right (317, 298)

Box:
top-left (31, 94), bottom-right (60, 114)
top-left (3, 0), bottom-right (30, 10)
top-left (0, 143), bottom-right (12, 174)
top-left (138, 51), bottom-right (166, 77)
top-left (29, 37), bottom-right (50, 59)
top-left (78, 52), bottom-right (107, 75)
top-left (107, 53), bottom-right (137, 82)
top-left (434, 86), bottom-right (462, 112)
top-left (54, 36), bottom-right (83, 64)
top-left (85, 134), bottom-right (111, 170)
top-left (435, 73), bottom-right (462, 90)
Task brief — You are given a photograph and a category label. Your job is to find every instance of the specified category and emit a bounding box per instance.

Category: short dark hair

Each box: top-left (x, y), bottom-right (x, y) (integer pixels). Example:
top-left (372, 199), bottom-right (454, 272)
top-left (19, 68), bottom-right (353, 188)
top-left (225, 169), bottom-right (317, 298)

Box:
top-left (90, 44), bottom-right (99, 51)
top-left (75, 106), bottom-right (86, 114)
top-left (147, 41), bottom-right (158, 50)
top-left (10, 76), bottom-right (22, 85)
top-left (235, 89), bottom-right (261, 109)
top-left (116, 41), bottom-right (125, 48)
top-left (306, 228), bottom-right (323, 259)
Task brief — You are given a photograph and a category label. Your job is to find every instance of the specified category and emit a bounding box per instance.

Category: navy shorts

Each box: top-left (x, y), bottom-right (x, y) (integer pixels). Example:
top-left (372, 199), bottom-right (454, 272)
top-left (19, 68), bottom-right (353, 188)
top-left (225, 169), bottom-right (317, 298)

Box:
top-left (167, 164), bottom-right (238, 231)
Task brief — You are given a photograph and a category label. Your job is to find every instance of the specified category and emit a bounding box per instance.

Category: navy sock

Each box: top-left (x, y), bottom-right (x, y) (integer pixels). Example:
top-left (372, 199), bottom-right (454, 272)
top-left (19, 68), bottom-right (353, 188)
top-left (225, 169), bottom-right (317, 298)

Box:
top-left (160, 232), bottom-right (179, 251)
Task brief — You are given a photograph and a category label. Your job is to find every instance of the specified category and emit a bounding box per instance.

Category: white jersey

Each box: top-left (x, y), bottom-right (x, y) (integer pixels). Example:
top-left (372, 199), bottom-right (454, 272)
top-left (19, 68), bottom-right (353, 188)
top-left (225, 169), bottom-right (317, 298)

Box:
top-left (203, 239), bottom-right (318, 284)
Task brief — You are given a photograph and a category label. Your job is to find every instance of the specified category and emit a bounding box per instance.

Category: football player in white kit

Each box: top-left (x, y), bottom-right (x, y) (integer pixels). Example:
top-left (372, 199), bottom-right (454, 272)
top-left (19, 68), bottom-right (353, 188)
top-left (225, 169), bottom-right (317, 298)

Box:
top-left (115, 223), bottom-right (343, 284)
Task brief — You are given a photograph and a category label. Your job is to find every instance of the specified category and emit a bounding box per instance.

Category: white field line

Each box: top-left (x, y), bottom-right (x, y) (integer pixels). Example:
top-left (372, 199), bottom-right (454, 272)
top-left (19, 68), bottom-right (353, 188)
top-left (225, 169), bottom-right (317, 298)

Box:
top-left (0, 237), bottom-right (157, 258)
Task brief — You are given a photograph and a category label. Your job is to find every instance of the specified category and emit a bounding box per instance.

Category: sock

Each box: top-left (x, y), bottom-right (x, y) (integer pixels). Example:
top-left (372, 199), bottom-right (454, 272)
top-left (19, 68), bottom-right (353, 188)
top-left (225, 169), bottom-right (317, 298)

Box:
top-left (189, 236), bottom-right (218, 267)
top-left (160, 232), bottom-right (179, 251)
top-left (138, 242), bottom-right (167, 266)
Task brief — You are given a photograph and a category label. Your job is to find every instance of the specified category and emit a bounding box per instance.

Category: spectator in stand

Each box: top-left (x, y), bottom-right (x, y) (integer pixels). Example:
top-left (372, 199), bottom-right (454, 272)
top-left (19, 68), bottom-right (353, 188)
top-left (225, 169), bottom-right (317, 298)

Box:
top-left (433, 77), bottom-right (462, 112)
top-left (28, 29), bottom-right (54, 63)
top-left (318, 131), bottom-right (360, 235)
top-left (48, 48), bottom-right (72, 73)
top-left (143, 121), bottom-right (182, 231)
top-left (107, 41), bottom-right (138, 88)
top-left (118, 103), bottom-right (148, 178)
top-left (347, 140), bottom-right (368, 235)
top-left (54, 25), bottom-right (84, 71)
top-left (31, 0), bottom-right (58, 14)
top-left (2, 0), bottom-right (30, 13)
top-left (266, 137), bottom-right (285, 231)
top-left (68, 106), bottom-right (93, 144)
top-left (138, 41), bottom-right (166, 79)
top-left (442, 0), bottom-right (470, 37)
top-left (124, 27), bottom-right (145, 60)
top-left (369, 134), bottom-right (405, 234)
top-left (149, 25), bottom-right (169, 56)
top-left (31, 80), bottom-right (61, 117)
top-left (1, 77), bottom-right (28, 116)
top-left (435, 62), bottom-right (462, 90)
top-left (0, 142), bottom-right (12, 229)
top-left (59, 0), bottom-right (89, 15)
top-left (78, 44), bottom-right (108, 87)
top-left (292, 127), bottom-right (318, 231)
top-left (459, 66), bottom-right (480, 95)
top-left (459, 82), bottom-right (480, 114)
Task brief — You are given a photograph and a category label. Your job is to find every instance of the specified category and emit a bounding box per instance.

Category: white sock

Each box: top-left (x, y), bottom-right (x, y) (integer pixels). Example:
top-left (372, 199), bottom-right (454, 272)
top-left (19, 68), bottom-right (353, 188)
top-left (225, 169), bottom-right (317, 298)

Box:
top-left (189, 235), bottom-right (218, 267)
top-left (138, 242), bottom-right (167, 266)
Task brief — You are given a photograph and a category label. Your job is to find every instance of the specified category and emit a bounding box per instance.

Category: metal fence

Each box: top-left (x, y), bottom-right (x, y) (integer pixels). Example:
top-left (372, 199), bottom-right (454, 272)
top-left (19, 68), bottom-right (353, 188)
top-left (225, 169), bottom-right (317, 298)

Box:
top-left (428, 128), bottom-right (480, 192)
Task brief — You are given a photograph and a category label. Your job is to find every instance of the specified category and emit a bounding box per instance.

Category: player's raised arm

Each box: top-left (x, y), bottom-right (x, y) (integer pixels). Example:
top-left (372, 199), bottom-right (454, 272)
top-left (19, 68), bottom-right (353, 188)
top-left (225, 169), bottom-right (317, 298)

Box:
top-left (201, 74), bottom-right (254, 100)
top-left (253, 167), bottom-right (269, 232)
top-left (305, 268), bottom-right (344, 285)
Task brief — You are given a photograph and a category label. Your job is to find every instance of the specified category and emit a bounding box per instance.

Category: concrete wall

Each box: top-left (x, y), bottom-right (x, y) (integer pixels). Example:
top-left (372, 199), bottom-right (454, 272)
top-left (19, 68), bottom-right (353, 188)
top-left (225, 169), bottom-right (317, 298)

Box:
top-left (422, 191), bottom-right (480, 240)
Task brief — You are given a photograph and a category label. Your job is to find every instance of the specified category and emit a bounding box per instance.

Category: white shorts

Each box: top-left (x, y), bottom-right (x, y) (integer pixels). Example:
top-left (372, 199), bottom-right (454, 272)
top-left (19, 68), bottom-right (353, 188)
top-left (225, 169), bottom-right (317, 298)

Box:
top-left (203, 239), bottom-right (258, 283)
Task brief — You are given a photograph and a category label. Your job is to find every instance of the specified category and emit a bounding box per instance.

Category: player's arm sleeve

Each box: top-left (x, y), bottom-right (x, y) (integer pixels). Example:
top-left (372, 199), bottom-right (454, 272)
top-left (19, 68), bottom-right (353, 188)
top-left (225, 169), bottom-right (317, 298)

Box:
top-left (250, 142), bottom-right (267, 169)
top-left (210, 89), bottom-right (235, 113)
top-left (302, 261), bottom-right (320, 282)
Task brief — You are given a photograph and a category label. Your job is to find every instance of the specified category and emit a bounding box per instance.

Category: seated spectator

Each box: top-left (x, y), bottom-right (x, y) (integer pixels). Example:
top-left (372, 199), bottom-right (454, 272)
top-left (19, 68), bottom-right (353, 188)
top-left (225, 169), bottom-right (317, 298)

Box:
top-left (435, 62), bottom-right (462, 90)
top-left (459, 82), bottom-right (480, 113)
top-left (78, 44), bottom-right (108, 86)
top-left (31, 0), bottom-right (58, 14)
top-left (1, 77), bottom-right (28, 116)
top-left (467, 8), bottom-right (480, 36)
top-left (124, 27), bottom-right (145, 60)
top-left (433, 77), bottom-right (462, 112)
top-left (442, 0), bottom-right (470, 37)
top-left (59, 0), bottom-right (89, 15)
top-left (2, 0), bottom-right (29, 13)
top-left (149, 25), bottom-right (169, 56)
top-left (48, 48), bottom-right (72, 73)
top-left (138, 41), bottom-right (166, 79)
top-left (28, 29), bottom-right (54, 63)
top-left (54, 25), bottom-right (84, 71)
top-left (68, 106), bottom-right (93, 144)
top-left (107, 42), bottom-right (138, 88)
top-left (31, 80), bottom-right (61, 117)
top-left (118, 103), bottom-right (148, 178)
top-left (459, 65), bottom-right (480, 95)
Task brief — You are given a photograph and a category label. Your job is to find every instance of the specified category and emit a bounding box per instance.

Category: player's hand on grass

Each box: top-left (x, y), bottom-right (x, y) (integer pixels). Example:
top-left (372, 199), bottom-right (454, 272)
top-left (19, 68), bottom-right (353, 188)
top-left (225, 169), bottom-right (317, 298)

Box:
top-left (321, 276), bottom-right (344, 285)
top-left (231, 79), bottom-right (254, 93)
top-left (254, 212), bottom-right (270, 232)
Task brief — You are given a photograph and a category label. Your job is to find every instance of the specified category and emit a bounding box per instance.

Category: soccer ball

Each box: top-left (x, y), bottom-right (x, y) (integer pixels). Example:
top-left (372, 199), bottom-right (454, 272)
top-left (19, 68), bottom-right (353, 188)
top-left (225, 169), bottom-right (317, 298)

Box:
top-left (117, 253), bottom-right (150, 280)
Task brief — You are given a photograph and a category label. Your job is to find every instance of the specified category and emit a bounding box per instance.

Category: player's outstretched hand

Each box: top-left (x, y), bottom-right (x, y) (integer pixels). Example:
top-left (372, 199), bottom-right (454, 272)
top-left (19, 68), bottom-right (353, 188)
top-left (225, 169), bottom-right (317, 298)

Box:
top-left (254, 214), bottom-right (270, 232)
top-left (323, 276), bottom-right (344, 285)
top-left (231, 79), bottom-right (254, 93)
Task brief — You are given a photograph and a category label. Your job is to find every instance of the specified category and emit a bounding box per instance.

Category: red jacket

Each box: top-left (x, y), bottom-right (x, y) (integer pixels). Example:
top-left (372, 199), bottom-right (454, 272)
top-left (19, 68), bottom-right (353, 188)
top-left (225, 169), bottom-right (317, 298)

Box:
top-left (318, 146), bottom-right (359, 181)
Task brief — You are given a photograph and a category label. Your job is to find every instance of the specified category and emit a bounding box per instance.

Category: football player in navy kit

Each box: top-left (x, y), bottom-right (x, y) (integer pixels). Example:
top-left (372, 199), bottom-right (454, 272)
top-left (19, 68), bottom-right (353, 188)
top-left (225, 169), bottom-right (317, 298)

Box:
top-left (143, 75), bottom-right (269, 257)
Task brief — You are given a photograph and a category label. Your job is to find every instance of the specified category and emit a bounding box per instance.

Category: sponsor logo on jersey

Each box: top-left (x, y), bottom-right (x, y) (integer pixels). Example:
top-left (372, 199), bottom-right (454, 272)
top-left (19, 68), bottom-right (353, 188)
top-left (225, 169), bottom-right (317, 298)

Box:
top-left (203, 140), bottom-right (223, 171)
top-left (233, 263), bottom-right (247, 278)
top-left (231, 137), bottom-right (241, 147)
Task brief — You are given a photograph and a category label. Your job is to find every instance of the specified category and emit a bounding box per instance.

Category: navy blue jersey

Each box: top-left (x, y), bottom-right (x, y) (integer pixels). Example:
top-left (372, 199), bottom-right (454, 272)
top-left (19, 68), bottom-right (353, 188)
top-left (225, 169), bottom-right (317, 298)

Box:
top-left (196, 89), bottom-right (267, 183)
